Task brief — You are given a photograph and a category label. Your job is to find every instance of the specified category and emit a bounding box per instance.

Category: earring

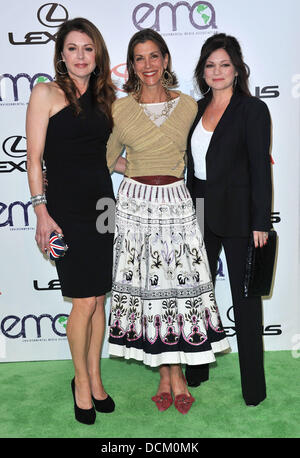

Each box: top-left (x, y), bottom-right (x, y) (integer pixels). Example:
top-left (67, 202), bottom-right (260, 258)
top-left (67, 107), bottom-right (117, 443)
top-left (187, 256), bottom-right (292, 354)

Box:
top-left (56, 59), bottom-right (68, 75)
top-left (233, 75), bottom-right (238, 88)
top-left (133, 75), bottom-right (141, 96)
top-left (161, 69), bottom-right (173, 90)
top-left (202, 86), bottom-right (211, 95)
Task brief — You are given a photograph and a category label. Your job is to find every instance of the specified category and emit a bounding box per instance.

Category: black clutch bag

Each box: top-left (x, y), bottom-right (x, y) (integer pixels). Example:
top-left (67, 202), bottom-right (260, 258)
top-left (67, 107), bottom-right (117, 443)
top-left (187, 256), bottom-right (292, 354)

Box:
top-left (243, 230), bottom-right (277, 297)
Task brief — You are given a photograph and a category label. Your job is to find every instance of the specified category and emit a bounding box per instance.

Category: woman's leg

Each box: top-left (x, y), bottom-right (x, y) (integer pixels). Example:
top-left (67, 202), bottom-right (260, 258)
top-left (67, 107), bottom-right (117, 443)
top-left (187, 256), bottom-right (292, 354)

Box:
top-left (154, 364), bottom-right (190, 406)
top-left (152, 365), bottom-right (173, 411)
top-left (66, 296), bottom-right (97, 409)
top-left (222, 236), bottom-right (266, 405)
top-left (155, 364), bottom-right (191, 397)
top-left (156, 365), bottom-right (172, 395)
top-left (170, 364), bottom-right (189, 397)
top-left (87, 295), bottom-right (109, 400)
top-left (171, 365), bottom-right (195, 414)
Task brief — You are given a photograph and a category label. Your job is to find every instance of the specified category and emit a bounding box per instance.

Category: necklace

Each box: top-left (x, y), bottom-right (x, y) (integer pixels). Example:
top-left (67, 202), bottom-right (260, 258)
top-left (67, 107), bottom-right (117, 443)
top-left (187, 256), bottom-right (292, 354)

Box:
top-left (140, 98), bottom-right (176, 122)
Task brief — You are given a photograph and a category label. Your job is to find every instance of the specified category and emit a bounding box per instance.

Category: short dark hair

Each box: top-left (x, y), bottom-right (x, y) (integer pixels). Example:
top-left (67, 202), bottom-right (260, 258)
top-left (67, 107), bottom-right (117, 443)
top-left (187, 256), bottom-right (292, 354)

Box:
top-left (123, 28), bottom-right (178, 93)
top-left (194, 33), bottom-right (251, 98)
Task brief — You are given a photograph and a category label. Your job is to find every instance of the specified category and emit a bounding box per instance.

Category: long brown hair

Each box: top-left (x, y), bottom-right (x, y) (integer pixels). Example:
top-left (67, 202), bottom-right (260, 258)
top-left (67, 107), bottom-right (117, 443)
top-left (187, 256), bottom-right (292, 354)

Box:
top-left (54, 17), bottom-right (115, 126)
top-left (123, 28), bottom-right (178, 93)
top-left (194, 33), bottom-right (251, 99)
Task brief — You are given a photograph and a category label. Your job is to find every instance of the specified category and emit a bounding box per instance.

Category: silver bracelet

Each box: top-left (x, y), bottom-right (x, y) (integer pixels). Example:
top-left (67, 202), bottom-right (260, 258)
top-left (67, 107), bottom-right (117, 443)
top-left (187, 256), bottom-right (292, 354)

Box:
top-left (30, 194), bottom-right (47, 207)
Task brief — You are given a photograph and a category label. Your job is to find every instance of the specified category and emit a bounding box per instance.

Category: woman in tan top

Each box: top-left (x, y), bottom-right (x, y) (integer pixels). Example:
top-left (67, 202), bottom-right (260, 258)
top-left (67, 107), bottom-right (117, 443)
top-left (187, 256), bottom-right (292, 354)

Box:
top-left (107, 29), bottom-right (230, 414)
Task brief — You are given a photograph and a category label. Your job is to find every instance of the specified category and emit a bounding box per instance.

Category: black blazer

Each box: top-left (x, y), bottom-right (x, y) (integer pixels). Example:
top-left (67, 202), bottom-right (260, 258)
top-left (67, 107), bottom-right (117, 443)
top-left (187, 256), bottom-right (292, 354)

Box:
top-left (186, 92), bottom-right (272, 237)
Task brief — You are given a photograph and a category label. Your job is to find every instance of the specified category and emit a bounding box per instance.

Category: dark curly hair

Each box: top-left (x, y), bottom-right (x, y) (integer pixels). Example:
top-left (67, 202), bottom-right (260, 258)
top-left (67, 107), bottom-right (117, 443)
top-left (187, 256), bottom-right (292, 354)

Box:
top-left (194, 33), bottom-right (251, 98)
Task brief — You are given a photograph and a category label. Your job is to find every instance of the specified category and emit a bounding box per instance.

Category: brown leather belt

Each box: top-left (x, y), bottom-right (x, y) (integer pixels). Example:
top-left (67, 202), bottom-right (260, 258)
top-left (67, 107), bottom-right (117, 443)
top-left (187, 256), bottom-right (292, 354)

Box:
top-left (128, 175), bottom-right (182, 185)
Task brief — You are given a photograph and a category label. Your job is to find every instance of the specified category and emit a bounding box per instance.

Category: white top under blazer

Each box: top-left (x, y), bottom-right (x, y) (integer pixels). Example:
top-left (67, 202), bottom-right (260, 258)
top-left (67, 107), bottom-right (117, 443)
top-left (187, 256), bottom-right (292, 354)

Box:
top-left (190, 117), bottom-right (213, 180)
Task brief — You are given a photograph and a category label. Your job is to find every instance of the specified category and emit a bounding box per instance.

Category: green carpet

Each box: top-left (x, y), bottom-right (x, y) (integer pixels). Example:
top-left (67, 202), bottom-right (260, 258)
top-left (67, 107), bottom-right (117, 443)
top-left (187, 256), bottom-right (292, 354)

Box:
top-left (0, 351), bottom-right (299, 439)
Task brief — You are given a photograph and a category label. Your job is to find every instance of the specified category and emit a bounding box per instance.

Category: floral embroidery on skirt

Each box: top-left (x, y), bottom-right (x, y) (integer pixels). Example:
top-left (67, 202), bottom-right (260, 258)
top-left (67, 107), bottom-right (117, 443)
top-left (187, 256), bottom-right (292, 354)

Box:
top-left (108, 177), bottom-right (230, 367)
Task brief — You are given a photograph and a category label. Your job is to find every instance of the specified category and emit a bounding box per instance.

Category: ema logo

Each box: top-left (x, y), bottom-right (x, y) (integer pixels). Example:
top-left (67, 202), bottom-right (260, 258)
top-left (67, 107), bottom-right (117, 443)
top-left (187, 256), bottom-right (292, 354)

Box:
top-left (0, 200), bottom-right (34, 230)
top-left (132, 1), bottom-right (217, 33)
top-left (1, 313), bottom-right (68, 339)
top-left (8, 3), bottom-right (69, 45)
top-left (0, 73), bottom-right (53, 104)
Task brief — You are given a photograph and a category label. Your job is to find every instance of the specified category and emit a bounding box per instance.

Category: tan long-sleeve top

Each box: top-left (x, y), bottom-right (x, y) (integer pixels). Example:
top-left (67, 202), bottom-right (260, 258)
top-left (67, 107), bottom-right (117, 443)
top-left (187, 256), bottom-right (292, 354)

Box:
top-left (106, 92), bottom-right (197, 178)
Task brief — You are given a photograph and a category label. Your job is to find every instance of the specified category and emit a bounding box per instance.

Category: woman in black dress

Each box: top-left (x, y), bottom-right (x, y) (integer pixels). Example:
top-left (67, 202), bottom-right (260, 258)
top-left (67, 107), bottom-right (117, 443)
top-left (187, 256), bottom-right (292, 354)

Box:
top-left (26, 18), bottom-right (116, 424)
top-left (186, 33), bottom-right (272, 406)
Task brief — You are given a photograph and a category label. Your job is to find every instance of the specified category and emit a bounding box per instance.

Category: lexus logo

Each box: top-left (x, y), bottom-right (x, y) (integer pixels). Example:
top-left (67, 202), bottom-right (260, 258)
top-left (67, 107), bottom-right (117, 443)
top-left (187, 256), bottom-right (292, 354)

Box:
top-left (223, 306), bottom-right (282, 337)
top-left (8, 3), bottom-right (69, 45)
top-left (2, 136), bottom-right (27, 158)
top-left (226, 306), bottom-right (235, 324)
top-left (37, 3), bottom-right (69, 28)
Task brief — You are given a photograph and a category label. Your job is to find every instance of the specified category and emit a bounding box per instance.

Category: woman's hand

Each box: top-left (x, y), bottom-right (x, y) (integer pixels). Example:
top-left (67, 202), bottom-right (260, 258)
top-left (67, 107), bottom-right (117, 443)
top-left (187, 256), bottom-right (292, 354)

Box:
top-left (35, 206), bottom-right (63, 255)
top-left (253, 230), bottom-right (268, 248)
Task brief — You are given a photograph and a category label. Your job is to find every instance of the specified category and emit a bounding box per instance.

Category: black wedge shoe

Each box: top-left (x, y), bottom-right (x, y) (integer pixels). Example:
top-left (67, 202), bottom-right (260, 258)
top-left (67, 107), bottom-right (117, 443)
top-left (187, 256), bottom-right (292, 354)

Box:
top-left (71, 378), bottom-right (96, 425)
top-left (92, 394), bottom-right (115, 413)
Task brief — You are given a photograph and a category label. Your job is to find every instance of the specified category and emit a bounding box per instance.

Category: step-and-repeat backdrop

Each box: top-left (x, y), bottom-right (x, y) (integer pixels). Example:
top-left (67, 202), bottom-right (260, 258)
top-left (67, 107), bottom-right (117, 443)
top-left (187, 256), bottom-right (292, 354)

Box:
top-left (1, 0), bottom-right (299, 362)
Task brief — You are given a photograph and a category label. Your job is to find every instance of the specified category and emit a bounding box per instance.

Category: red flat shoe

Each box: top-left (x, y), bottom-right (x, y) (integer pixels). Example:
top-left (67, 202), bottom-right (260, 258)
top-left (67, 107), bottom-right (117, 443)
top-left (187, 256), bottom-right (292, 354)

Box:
top-left (174, 393), bottom-right (195, 415)
top-left (151, 392), bottom-right (173, 412)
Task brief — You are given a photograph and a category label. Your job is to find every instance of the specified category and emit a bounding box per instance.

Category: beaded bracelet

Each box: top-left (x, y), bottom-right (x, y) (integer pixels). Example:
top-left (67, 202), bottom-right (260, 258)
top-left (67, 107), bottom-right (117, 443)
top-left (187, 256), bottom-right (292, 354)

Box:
top-left (30, 194), bottom-right (47, 207)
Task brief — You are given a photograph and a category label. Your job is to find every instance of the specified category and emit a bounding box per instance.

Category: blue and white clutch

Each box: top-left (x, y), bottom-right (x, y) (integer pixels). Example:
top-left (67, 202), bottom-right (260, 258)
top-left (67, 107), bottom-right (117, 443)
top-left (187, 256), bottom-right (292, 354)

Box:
top-left (48, 232), bottom-right (68, 260)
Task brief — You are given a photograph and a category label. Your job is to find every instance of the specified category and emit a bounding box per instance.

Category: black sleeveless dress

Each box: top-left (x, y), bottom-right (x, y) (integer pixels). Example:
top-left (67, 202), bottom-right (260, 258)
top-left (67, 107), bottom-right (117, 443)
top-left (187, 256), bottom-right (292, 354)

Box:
top-left (43, 86), bottom-right (114, 298)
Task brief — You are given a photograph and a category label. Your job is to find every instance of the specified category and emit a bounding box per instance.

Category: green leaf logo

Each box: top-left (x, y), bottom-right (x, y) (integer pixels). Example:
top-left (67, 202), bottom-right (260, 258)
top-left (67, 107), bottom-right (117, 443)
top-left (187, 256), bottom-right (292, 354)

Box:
top-left (58, 316), bottom-right (68, 329)
top-left (196, 4), bottom-right (211, 24)
top-left (35, 76), bottom-right (50, 84)
top-left (197, 4), bottom-right (207, 12)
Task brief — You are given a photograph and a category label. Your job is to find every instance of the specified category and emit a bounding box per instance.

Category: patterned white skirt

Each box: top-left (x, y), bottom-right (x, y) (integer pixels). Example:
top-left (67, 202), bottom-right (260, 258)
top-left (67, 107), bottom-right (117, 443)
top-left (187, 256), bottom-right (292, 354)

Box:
top-left (108, 177), bottom-right (230, 367)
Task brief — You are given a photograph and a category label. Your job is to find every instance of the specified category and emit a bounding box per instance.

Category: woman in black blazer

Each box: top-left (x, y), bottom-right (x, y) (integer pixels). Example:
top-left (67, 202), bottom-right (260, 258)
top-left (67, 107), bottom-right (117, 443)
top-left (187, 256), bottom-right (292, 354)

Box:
top-left (186, 33), bottom-right (272, 406)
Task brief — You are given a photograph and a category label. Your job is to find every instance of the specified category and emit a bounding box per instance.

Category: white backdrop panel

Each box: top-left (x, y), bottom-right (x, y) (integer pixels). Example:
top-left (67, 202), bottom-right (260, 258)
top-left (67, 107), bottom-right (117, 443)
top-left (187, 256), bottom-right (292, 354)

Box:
top-left (0, 0), bottom-right (299, 361)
